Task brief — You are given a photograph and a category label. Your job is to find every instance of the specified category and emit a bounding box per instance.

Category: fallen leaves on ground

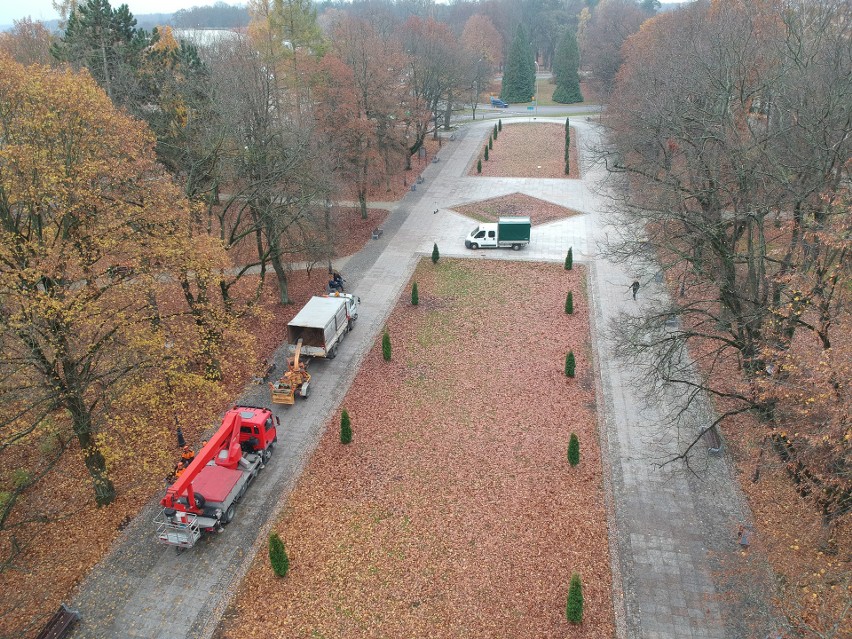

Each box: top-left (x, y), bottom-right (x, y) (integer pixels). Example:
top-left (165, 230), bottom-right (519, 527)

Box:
top-left (216, 259), bottom-right (614, 639)
top-left (470, 124), bottom-right (580, 179)
top-left (453, 192), bottom-right (583, 226)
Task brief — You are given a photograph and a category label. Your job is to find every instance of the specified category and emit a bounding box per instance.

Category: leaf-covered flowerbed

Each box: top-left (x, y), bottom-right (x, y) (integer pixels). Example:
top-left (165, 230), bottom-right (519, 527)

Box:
top-left (470, 123), bottom-right (580, 179)
top-left (216, 259), bottom-right (614, 639)
top-left (453, 192), bottom-right (584, 225)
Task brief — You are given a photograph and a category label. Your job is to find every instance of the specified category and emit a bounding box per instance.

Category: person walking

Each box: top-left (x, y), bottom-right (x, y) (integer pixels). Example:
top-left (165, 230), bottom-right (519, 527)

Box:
top-left (630, 280), bottom-right (640, 300)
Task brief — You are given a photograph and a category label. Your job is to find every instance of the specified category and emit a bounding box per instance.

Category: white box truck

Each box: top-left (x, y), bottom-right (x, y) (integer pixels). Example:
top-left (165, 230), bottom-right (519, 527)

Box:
top-left (287, 293), bottom-right (359, 359)
top-left (465, 216), bottom-right (531, 250)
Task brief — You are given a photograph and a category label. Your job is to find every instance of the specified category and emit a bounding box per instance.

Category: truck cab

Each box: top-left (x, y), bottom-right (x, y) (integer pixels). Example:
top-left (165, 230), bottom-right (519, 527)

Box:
top-left (467, 224), bottom-right (498, 248)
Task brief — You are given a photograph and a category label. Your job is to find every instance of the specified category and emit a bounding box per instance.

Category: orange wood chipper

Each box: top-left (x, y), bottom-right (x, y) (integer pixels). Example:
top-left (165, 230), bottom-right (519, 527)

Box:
top-left (270, 338), bottom-right (311, 404)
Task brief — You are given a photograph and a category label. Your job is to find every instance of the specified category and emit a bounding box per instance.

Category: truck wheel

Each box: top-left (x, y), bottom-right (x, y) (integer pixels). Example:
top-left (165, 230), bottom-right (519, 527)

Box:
top-left (194, 493), bottom-right (206, 509)
top-left (348, 319), bottom-right (354, 332)
top-left (261, 448), bottom-right (272, 465)
top-left (222, 504), bottom-right (236, 524)
top-left (512, 244), bottom-right (521, 251)
top-left (470, 242), bottom-right (478, 250)
top-left (328, 345), bottom-right (337, 359)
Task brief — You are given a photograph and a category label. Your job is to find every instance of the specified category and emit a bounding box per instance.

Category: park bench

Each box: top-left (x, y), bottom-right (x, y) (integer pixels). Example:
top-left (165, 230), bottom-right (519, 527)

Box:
top-left (36, 604), bottom-right (80, 639)
top-left (252, 358), bottom-right (275, 384)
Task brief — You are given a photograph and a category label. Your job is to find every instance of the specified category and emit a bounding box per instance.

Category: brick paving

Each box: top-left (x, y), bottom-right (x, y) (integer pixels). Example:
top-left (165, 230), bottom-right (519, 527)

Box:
top-left (69, 117), bottom-right (774, 639)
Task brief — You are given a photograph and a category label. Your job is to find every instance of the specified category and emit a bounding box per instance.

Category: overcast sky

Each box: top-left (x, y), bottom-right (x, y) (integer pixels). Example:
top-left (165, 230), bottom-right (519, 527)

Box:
top-left (1, 1), bottom-right (215, 26)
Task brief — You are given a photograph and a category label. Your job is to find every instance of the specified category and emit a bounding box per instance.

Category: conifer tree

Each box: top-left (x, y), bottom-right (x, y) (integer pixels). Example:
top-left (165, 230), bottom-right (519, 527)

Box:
top-left (432, 243), bottom-right (440, 264)
top-left (340, 408), bottom-right (352, 444)
top-left (565, 291), bottom-right (574, 314)
top-left (500, 25), bottom-right (535, 103)
top-left (382, 331), bottom-right (392, 361)
top-left (552, 29), bottom-right (583, 104)
top-left (269, 532), bottom-right (289, 577)
top-left (568, 433), bottom-right (580, 466)
top-left (565, 247), bottom-right (573, 270)
top-left (566, 572), bottom-right (583, 623)
top-left (411, 282), bottom-right (419, 306)
top-left (565, 351), bottom-right (576, 378)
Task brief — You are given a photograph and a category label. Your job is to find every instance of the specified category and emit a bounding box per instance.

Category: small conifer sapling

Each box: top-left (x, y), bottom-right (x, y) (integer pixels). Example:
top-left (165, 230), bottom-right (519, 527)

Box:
top-left (566, 572), bottom-right (583, 623)
top-left (340, 408), bottom-right (352, 444)
top-left (431, 243), bottom-right (440, 264)
top-left (411, 282), bottom-right (419, 306)
top-left (269, 532), bottom-right (289, 577)
top-left (382, 330), bottom-right (392, 361)
top-left (568, 433), bottom-right (580, 466)
top-left (565, 350), bottom-right (576, 378)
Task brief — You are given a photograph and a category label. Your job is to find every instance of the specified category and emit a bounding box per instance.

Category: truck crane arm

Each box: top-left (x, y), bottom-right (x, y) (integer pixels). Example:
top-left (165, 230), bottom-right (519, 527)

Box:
top-left (162, 410), bottom-right (242, 511)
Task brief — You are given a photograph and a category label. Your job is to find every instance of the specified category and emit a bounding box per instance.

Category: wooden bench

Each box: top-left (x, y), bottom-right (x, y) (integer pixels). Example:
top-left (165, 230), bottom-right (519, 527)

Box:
top-left (36, 604), bottom-right (80, 639)
top-left (252, 358), bottom-right (275, 384)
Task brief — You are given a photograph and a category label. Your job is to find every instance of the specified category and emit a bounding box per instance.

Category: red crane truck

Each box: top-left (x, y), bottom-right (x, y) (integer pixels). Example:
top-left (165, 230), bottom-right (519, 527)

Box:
top-left (154, 405), bottom-right (279, 549)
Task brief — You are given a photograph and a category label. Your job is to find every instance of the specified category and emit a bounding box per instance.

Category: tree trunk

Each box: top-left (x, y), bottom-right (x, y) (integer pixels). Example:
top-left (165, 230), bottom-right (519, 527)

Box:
top-left (66, 385), bottom-right (115, 506)
top-left (268, 238), bottom-right (291, 305)
top-left (358, 188), bottom-right (368, 220)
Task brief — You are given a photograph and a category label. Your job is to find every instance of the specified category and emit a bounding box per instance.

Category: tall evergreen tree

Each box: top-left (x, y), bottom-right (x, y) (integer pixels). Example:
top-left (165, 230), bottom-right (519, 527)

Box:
top-left (500, 25), bottom-right (535, 103)
top-left (552, 28), bottom-right (583, 104)
top-left (52, 0), bottom-right (145, 105)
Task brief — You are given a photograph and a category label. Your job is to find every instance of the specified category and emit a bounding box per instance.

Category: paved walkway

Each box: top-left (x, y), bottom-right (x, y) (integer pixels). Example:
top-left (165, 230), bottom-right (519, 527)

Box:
top-left (69, 117), bottom-right (770, 638)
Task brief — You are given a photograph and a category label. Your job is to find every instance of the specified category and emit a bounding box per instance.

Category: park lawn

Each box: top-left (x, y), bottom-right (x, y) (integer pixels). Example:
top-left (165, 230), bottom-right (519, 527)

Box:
top-left (216, 259), bottom-right (614, 639)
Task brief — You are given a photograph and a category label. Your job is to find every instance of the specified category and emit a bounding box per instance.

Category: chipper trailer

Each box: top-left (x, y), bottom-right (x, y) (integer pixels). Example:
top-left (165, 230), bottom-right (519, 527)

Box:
top-left (270, 338), bottom-right (311, 405)
top-left (155, 405), bottom-right (279, 549)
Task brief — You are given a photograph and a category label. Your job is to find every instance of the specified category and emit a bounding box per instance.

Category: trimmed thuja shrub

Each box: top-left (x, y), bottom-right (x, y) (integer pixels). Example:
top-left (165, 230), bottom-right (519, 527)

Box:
top-left (411, 282), bottom-right (419, 306)
top-left (493, 123), bottom-right (498, 138)
top-left (566, 572), bottom-right (583, 623)
top-left (484, 145), bottom-right (489, 161)
top-left (432, 242), bottom-right (440, 264)
top-left (488, 135), bottom-right (493, 150)
top-left (340, 408), bottom-right (352, 444)
top-left (568, 433), bottom-right (580, 466)
top-left (269, 532), bottom-right (289, 577)
top-left (382, 330), bottom-right (392, 361)
top-left (565, 291), bottom-right (573, 314)
top-left (498, 118), bottom-right (502, 131)
top-left (477, 158), bottom-right (482, 173)
top-left (565, 350), bottom-right (576, 378)
top-left (564, 247), bottom-right (573, 270)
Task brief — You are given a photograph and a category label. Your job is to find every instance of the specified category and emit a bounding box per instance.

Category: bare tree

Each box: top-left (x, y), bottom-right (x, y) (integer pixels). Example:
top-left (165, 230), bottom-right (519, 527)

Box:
top-left (600, 0), bottom-right (851, 528)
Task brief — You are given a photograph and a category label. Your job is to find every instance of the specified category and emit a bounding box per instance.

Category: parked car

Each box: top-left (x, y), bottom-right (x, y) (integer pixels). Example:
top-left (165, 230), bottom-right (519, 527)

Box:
top-left (490, 97), bottom-right (509, 108)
